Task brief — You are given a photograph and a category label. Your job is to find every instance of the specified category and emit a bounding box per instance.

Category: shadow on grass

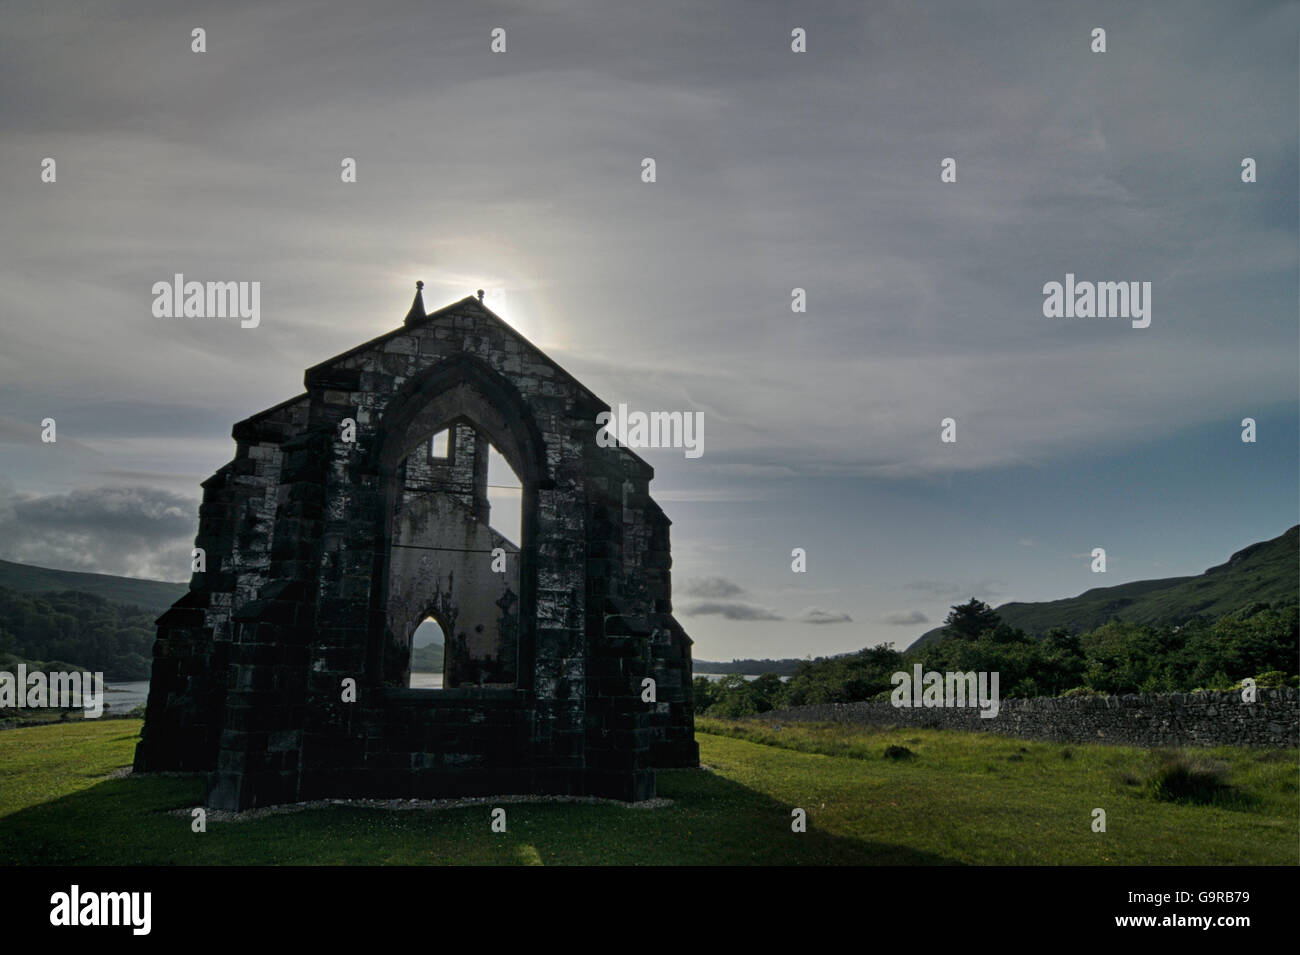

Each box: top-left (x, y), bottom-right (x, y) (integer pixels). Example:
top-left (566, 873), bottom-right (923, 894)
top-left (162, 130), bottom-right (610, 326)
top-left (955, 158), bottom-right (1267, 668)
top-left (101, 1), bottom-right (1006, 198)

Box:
top-left (0, 767), bottom-right (960, 866)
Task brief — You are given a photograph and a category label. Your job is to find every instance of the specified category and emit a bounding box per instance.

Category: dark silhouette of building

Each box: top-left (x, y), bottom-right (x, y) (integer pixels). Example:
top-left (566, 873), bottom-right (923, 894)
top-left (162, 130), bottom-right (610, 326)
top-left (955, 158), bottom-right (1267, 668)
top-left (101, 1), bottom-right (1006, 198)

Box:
top-left (135, 285), bottom-right (697, 810)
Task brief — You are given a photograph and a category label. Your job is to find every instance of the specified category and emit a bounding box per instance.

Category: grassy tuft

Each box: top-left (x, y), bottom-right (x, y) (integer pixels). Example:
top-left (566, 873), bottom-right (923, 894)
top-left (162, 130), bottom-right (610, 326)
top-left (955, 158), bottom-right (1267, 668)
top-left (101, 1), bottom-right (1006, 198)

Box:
top-left (1144, 751), bottom-right (1235, 806)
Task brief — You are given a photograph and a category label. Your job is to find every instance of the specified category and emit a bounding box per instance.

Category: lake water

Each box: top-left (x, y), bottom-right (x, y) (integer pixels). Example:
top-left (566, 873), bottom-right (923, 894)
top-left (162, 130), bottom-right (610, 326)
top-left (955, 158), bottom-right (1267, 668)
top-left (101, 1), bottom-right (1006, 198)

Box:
top-left (101, 680), bottom-right (151, 713)
top-left (109, 671), bottom-right (754, 707)
top-left (106, 676), bottom-right (447, 704)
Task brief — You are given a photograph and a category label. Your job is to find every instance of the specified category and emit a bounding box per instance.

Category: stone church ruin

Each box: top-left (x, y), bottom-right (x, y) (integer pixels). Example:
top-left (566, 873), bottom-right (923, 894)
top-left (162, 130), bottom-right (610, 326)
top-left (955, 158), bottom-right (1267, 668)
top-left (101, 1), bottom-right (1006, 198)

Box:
top-left (134, 285), bottom-right (698, 809)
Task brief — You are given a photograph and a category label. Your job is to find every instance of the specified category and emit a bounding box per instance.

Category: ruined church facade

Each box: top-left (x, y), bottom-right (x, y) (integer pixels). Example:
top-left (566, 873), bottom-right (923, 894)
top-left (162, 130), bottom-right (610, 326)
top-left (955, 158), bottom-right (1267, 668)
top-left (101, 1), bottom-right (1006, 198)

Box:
top-left (134, 287), bottom-right (698, 810)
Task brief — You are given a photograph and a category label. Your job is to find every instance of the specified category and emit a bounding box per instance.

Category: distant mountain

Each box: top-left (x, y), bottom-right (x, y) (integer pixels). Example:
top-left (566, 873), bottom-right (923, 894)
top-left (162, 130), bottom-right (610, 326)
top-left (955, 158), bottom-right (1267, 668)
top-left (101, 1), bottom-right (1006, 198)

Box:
top-left (411, 643), bottom-right (444, 673)
top-left (906, 525), bottom-right (1299, 651)
top-left (0, 558), bottom-right (186, 613)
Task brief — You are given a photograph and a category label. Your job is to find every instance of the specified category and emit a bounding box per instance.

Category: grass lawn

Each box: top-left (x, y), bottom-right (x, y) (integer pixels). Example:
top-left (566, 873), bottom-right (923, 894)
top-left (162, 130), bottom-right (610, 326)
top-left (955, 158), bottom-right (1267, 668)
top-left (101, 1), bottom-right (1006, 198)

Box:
top-left (0, 718), bottom-right (1295, 865)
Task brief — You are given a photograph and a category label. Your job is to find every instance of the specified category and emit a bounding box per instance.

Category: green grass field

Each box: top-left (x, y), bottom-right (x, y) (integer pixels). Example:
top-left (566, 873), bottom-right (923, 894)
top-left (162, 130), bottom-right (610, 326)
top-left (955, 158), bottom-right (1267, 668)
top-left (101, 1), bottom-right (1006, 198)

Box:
top-left (0, 718), bottom-right (1295, 865)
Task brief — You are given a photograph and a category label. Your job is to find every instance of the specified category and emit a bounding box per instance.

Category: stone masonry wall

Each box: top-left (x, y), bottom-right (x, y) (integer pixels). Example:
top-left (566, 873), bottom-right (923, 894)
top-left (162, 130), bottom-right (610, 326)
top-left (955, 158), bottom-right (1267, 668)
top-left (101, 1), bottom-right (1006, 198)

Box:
top-left (756, 688), bottom-right (1299, 748)
top-left (138, 291), bottom-right (698, 809)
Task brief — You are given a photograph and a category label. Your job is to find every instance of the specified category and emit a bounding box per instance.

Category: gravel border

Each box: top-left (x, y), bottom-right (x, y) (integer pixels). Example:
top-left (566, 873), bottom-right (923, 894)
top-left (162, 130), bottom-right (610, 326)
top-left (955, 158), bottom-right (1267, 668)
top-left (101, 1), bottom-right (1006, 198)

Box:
top-left (166, 791), bottom-right (674, 823)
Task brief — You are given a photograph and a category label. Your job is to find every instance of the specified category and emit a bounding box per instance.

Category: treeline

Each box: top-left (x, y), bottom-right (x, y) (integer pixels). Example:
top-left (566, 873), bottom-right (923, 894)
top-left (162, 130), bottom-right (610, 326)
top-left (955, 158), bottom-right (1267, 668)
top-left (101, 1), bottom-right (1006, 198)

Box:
top-left (0, 586), bottom-right (155, 680)
top-left (694, 598), bottom-right (1300, 718)
top-left (694, 657), bottom-right (805, 677)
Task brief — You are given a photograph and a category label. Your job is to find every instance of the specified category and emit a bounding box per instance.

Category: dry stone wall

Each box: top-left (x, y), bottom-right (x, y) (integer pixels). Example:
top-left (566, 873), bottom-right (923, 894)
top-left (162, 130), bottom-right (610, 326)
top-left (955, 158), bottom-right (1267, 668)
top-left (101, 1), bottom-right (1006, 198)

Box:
top-left (757, 688), bottom-right (1299, 748)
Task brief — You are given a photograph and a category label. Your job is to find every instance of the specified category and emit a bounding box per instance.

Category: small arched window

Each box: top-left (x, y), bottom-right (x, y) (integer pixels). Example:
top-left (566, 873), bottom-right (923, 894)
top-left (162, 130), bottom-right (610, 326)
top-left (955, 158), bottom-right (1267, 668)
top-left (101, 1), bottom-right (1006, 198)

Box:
top-left (408, 615), bottom-right (446, 689)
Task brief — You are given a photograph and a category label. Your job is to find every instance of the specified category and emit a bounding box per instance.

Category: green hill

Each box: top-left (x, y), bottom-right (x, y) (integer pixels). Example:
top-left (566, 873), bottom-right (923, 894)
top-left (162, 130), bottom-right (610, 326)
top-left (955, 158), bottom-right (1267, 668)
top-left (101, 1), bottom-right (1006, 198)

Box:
top-left (906, 525), bottom-right (1299, 651)
top-left (0, 585), bottom-right (158, 680)
top-left (411, 643), bottom-right (444, 673)
top-left (0, 559), bottom-right (186, 613)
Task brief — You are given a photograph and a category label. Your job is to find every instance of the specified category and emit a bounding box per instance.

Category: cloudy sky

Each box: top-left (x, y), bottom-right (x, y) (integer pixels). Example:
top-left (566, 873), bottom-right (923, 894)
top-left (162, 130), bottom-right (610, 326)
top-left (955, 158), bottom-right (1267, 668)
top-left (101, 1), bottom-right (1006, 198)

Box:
top-left (1, 0), bottom-right (1295, 661)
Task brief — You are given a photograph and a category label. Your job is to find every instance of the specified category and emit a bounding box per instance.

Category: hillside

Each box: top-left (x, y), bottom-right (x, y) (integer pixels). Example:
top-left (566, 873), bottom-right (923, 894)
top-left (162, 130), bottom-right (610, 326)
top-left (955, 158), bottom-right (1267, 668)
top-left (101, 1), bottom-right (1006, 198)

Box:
top-left (906, 525), bottom-right (1299, 651)
top-left (0, 586), bottom-right (158, 680)
top-left (0, 558), bottom-right (186, 613)
top-left (411, 643), bottom-right (444, 673)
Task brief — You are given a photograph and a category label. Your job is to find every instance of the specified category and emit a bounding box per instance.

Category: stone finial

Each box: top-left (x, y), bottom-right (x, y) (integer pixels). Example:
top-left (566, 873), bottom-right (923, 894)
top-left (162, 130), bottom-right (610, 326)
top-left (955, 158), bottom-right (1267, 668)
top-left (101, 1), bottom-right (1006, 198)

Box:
top-left (404, 281), bottom-right (427, 325)
top-left (476, 289), bottom-right (485, 301)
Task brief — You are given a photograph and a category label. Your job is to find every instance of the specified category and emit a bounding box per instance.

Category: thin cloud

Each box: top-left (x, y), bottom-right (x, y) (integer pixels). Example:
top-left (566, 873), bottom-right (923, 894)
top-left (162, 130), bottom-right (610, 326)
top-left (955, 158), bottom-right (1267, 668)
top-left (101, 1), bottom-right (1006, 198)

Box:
top-left (799, 608), bottom-right (853, 625)
top-left (681, 601), bottom-right (783, 622)
top-left (903, 579), bottom-right (1007, 599)
top-left (680, 576), bottom-right (746, 599)
top-left (880, 609), bottom-right (930, 626)
top-left (903, 580), bottom-right (963, 597)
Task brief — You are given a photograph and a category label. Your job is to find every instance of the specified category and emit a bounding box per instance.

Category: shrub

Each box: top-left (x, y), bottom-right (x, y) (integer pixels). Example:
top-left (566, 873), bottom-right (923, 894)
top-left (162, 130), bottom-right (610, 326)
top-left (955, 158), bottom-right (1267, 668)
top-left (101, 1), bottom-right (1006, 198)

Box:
top-left (1145, 752), bottom-right (1231, 805)
top-left (1061, 686), bottom-right (1101, 698)
top-left (1249, 670), bottom-right (1289, 688)
top-left (883, 745), bottom-right (915, 760)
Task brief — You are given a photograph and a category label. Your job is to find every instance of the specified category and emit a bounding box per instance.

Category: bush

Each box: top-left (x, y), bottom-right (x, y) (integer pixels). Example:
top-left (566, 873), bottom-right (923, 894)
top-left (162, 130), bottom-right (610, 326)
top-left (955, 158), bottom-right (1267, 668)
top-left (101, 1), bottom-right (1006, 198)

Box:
top-left (1145, 752), bottom-right (1231, 805)
top-left (1061, 685), bottom-right (1101, 698)
top-left (702, 673), bottom-right (788, 718)
top-left (1007, 678), bottom-right (1040, 698)
top-left (883, 745), bottom-right (915, 760)
top-left (1248, 670), bottom-right (1289, 688)
top-left (692, 676), bottom-right (717, 713)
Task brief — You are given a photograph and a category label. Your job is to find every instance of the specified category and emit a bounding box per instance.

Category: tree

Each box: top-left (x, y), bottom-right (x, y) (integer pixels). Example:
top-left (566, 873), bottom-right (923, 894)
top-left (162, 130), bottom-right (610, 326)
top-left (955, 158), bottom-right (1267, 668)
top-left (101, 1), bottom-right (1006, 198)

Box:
top-left (692, 676), bottom-right (717, 713)
top-left (749, 673), bottom-right (787, 711)
top-left (943, 598), bottom-right (1001, 641)
top-left (707, 674), bottom-right (761, 717)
